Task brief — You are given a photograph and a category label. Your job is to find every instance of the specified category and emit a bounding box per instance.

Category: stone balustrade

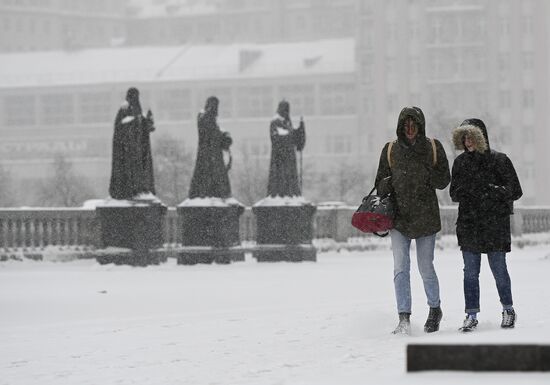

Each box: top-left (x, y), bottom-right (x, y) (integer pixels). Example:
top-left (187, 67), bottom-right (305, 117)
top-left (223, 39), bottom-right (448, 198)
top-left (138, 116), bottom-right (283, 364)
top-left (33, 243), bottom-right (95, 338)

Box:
top-left (1, 205), bottom-right (549, 249)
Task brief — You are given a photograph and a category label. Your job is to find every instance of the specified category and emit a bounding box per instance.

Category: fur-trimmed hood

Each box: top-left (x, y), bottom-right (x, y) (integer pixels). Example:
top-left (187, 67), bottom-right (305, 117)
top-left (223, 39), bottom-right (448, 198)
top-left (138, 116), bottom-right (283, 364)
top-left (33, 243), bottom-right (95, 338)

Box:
top-left (452, 124), bottom-right (488, 153)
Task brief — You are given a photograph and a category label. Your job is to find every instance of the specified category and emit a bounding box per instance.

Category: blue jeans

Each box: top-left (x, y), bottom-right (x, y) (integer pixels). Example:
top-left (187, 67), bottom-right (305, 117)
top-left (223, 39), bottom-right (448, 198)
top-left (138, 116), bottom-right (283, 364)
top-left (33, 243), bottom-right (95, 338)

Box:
top-left (462, 251), bottom-right (513, 314)
top-left (390, 229), bottom-right (440, 314)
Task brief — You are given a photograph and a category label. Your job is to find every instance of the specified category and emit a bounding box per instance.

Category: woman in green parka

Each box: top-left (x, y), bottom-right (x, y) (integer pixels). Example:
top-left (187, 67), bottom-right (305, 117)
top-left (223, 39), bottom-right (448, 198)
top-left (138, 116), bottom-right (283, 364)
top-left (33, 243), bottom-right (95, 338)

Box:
top-left (375, 106), bottom-right (450, 335)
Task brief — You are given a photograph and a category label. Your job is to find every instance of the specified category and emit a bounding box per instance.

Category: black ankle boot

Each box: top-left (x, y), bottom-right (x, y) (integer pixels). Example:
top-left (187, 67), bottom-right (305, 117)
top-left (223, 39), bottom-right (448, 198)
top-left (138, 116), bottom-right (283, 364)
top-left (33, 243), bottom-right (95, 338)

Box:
top-left (424, 307), bottom-right (442, 333)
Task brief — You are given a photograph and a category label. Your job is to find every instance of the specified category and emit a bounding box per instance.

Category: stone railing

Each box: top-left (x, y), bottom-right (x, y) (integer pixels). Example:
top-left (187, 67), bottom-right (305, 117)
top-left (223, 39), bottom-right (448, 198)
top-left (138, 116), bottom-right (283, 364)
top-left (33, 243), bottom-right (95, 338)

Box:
top-left (1, 206), bottom-right (549, 249)
top-left (0, 208), bottom-right (98, 249)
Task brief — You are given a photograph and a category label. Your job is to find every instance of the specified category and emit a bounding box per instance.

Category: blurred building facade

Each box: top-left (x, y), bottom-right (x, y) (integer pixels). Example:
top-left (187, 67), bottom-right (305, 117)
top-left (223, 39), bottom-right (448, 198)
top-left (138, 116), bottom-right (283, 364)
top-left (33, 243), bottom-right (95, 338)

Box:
top-left (0, 0), bottom-right (549, 205)
top-left (125, 0), bottom-right (356, 46)
top-left (0, 39), bottom-right (357, 203)
top-left (0, 0), bottom-right (356, 52)
top-left (0, 0), bottom-right (127, 52)
top-left (356, 0), bottom-right (549, 205)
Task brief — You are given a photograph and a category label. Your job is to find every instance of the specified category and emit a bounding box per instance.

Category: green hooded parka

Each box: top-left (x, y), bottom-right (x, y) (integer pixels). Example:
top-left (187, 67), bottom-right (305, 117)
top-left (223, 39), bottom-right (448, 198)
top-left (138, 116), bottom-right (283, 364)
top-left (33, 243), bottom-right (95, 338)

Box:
top-left (375, 106), bottom-right (450, 239)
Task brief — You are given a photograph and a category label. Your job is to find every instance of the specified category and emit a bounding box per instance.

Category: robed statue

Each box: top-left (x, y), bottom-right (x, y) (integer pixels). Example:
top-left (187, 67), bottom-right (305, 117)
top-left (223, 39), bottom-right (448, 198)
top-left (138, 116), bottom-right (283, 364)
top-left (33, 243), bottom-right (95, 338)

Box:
top-left (189, 96), bottom-right (232, 199)
top-left (109, 87), bottom-right (156, 200)
top-left (267, 100), bottom-right (306, 197)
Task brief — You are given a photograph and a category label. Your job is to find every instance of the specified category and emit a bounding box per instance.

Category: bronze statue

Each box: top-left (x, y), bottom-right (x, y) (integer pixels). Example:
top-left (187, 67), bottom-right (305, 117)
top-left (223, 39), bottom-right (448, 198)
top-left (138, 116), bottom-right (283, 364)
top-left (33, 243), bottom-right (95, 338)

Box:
top-left (109, 87), bottom-right (156, 200)
top-left (267, 100), bottom-right (306, 197)
top-left (189, 96), bottom-right (232, 198)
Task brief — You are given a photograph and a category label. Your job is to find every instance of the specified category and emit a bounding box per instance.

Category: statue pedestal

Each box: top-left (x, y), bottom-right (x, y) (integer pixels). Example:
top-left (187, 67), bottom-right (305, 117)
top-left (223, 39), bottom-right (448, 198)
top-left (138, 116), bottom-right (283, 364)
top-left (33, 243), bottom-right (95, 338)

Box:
top-left (177, 198), bottom-right (245, 264)
top-left (95, 200), bottom-right (167, 266)
top-left (252, 197), bottom-right (316, 262)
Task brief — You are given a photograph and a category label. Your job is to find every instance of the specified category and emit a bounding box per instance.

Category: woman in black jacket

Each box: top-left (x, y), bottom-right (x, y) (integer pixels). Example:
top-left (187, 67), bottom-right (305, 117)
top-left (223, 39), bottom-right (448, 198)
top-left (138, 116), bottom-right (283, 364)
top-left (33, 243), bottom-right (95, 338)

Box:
top-left (450, 118), bottom-right (523, 332)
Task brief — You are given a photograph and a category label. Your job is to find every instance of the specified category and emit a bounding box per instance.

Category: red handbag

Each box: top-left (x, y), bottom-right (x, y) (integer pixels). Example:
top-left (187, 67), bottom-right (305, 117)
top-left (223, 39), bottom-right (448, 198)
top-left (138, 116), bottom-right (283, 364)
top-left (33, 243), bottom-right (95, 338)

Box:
top-left (351, 185), bottom-right (395, 237)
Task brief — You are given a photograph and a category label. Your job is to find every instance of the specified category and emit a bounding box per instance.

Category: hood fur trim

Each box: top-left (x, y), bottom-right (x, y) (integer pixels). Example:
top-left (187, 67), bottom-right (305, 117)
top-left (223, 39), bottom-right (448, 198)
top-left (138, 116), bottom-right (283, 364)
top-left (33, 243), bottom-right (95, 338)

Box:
top-left (452, 124), bottom-right (488, 153)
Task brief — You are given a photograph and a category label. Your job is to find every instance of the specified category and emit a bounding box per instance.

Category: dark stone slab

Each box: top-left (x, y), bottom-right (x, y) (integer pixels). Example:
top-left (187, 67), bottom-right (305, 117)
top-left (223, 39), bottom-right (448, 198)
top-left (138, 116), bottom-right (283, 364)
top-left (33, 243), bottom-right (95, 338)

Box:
top-left (96, 204), bottom-right (167, 251)
top-left (177, 203), bottom-right (244, 248)
top-left (252, 204), bottom-right (316, 245)
top-left (407, 344), bottom-right (550, 372)
top-left (253, 244), bottom-right (316, 262)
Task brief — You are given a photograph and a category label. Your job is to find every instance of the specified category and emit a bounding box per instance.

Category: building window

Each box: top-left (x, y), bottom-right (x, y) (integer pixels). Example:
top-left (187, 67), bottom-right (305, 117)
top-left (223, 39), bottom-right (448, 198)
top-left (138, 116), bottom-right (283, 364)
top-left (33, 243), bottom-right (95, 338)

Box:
top-left (522, 52), bottom-right (534, 71)
top-left (15, 18), bottom-right (25, 33)
top-left (524, 125), bottom-right (534, 144)
top-left (361, 61), bottom-right (374, 83)
top-left (325, 135), bottom-right (352, 154)
top-left (522, 1), bottom-right (534, 14)
top-left (522, 16), bottom-right (534, 36)
top-left (319, 83), bottom-right (356, 115)
top-left (41, 94), bottom-right (74, 125)
top-left (361, 93), bottom-right (373, 114)
top-left (4, 95), bottom-right (36, 126)
top-left (242, 137), bottom-right (269, 157)
top-left (495, 126), bottom-right (511, 146)
top-left (42, 19), bottom-right (50, 34)
top-left (237, 86), bottom-right (273, 118)
top-left (333, 135), bottom-right (352, 153)
top-left (387, 93), bottom-right (398, 111)
top-left (440, 15), bottom-right (458, 44)
top-left (498, 53), bottom-right (510, 71)
top-left (499, 18), bottom-right (510, 36)
top-left (408, 21), bottom-right (419, 39)
top-left (409, 93), bottom-right (421, 105)
top-left (411, 56), bottom-right (421, 75)
top-left (522, 89), bottom-right (534, 108)
top-left (499, 90), bottom-right (511, 108)
top-left (386, 56), bottom-right (396, 75)
top-left (387, 22), bottom-right (397, 42)
top-left (427, 18), bottom-right (442, 44)
top-left (360, 52), bottom-right (374, 82)
top-left (78, 92), bottom-right (111, 123)
top-left (157, 89), bottom-right (192, 121)
top-left (462, 15), bottom-right (486, 41)
top-left (428, 52), bottom-right (443, 78)
top-left (278, 84), bottom-right (315, 116)
top-left (294, 14), bottom-right (306, 32)
top-left (3, 17), bottom-right (11, 32)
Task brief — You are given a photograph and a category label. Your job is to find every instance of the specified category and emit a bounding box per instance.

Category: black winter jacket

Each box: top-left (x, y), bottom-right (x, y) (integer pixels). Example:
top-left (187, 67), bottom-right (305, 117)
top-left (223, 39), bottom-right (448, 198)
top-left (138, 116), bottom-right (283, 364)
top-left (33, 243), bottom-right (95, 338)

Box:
top-left (450, 119), bottom-right (523, 252)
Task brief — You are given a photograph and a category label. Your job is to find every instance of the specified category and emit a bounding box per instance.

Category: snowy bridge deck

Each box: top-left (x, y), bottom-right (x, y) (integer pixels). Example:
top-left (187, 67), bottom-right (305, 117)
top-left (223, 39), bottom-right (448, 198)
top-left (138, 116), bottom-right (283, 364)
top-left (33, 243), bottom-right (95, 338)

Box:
top-left (0, 206), bottom-right (549, 250)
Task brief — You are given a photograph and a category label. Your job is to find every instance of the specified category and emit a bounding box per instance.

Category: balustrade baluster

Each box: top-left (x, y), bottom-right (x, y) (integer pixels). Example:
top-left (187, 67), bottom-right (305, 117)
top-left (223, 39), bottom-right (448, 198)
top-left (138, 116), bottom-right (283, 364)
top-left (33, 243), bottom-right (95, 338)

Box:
top-left (0, 219), bottom-right (4, 249)
top-left (67, 217), bottom-right (75, 246)
top-left (14, 219), bottom-right (23, 249)
top-left (50, 218), bottom-right (58, 246)
top-left (43, 219), bottom-right (51, 247)
top-left (171, 216), bottom-right (178, 244)
top-left (165, 216), bottom-right (174, 245)
top-left (24, 218), bottom-right (32, 248)
top-left (60, 217), bottom-right (67, 246)
top-left (31, 219), bottom-right (40, 248)
top-left (7, 220), bottom-right (14, 248)
top-left (75, 218), bottom-right (83, 245)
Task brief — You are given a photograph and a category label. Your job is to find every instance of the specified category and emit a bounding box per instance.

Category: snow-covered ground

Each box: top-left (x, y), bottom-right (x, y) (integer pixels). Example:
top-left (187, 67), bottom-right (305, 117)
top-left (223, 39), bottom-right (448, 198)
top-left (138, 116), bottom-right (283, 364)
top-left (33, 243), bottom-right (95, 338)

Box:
top-left (1, 238), bottom-right (549, 385)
